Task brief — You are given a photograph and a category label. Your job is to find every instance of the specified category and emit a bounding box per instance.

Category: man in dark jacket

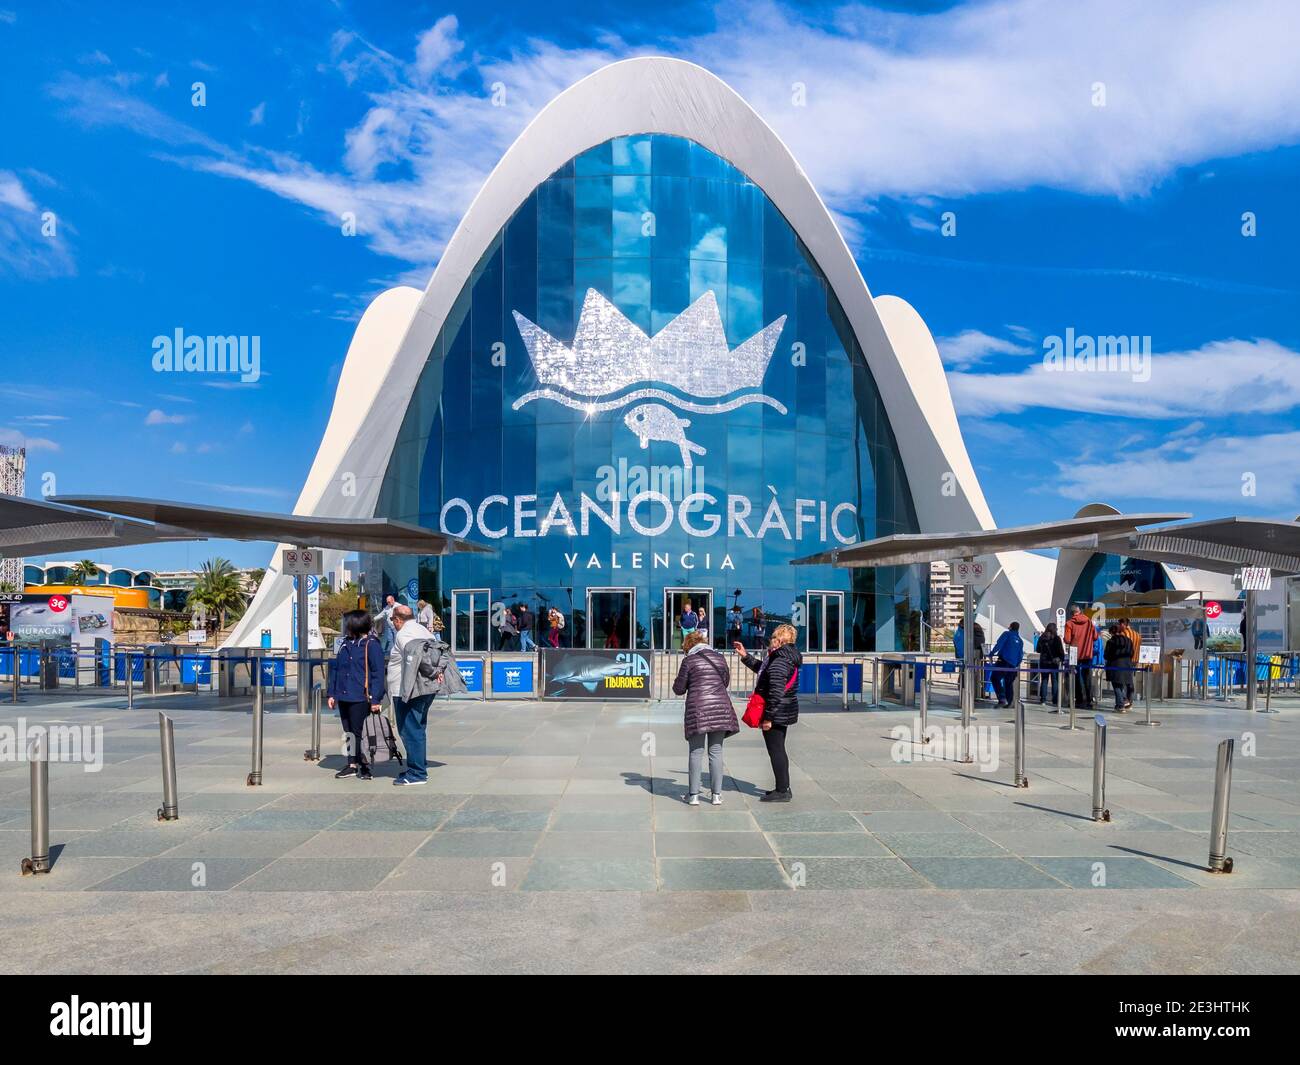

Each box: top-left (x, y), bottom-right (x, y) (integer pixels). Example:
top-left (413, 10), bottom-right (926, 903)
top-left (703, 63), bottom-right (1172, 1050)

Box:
top-left (673, 632), bottom-right (740, 805)
top-left (1035, 622), bottom-right (1065, 705)
top-left (1103, 622), bottom-right (1134, 710)
top-left (735, 623), bottom-right (801, 803)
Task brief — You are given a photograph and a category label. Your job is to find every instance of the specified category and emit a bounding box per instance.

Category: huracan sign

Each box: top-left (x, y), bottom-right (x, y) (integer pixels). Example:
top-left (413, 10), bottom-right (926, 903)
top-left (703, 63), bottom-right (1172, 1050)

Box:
top-left (435, 287), bottom-right (860, 569)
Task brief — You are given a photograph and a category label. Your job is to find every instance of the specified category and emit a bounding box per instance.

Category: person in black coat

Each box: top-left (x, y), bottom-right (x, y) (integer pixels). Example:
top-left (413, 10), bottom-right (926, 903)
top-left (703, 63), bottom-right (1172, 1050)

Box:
top-left (735, 622), bottom-right (802, 803)
top-left (1036, 622), bottom-right (1065, 705)
top-left (1103, 622), bottom-right (1134, 711)
top-left (672, 631), bottom-right (740, 805)
top-left (327, 610), bottom-right (386, 779)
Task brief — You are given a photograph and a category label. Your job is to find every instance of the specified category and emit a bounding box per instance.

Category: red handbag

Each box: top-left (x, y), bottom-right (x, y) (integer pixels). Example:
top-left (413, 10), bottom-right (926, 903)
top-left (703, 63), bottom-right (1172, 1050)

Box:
top-left (743, 670), bottom-right (796, 728)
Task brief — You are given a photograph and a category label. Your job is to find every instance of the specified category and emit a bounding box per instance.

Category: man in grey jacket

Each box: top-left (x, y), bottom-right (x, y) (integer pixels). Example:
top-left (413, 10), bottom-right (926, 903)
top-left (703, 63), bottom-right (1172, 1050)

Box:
top-left (387, 604), bottom-right (434, 786)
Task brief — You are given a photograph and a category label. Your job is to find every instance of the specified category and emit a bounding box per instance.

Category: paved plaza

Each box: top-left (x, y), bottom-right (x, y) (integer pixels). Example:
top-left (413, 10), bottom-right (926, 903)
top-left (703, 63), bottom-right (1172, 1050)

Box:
top-left (1, 688), bottom-right (1298, 974)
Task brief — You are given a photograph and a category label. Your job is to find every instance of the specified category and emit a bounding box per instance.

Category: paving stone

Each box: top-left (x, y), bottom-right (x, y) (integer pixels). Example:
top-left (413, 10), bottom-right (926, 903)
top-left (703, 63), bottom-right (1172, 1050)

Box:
top-left (657, 858), bottom-right (790, 890)
top-left (522, 858), bottom-right (656, 891)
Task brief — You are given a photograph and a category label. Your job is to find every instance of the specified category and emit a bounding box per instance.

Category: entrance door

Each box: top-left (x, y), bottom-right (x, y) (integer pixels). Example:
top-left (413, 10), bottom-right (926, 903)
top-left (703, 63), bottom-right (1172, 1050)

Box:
top-left (662, 588), bottom-right (713, 650)
top-left (586, 587), bottom-right (635, 650)
top-left (805, 591), bottom-right (844, 653)
top-left (450, 588), bottom-right (491, 652)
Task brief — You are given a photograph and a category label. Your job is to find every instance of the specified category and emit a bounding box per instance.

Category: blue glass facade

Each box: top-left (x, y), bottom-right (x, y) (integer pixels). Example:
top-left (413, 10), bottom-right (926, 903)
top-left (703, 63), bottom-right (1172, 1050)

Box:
top-left (1069, 554), bottom-right (1168, 607)
top-left (365, 135), bottom-right (925, 651)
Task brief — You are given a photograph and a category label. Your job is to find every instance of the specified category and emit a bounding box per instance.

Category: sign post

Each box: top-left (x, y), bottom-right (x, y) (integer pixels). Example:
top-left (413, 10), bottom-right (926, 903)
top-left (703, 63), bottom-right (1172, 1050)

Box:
top-left (952, 558), bottom-right (986, 765)
top-left (1238, 569), bottom-right (1269, 713)
top-left (282, 548), bottom-right (323, 719)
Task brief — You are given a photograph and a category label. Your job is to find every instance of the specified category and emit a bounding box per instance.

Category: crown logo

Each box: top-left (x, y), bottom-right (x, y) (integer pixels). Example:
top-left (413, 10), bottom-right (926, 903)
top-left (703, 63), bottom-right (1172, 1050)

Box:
top-left (512, 289), bottom-right (787, 467)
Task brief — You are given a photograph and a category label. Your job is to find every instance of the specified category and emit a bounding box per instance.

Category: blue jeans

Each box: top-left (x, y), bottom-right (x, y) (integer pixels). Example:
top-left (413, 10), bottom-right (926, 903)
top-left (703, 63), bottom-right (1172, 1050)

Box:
top-left (519, 629), bottom-right (536, 652)
top-left (394, 693), bottom-right (434, 781)
top-left (991, 663), bottom-right (1016, 705)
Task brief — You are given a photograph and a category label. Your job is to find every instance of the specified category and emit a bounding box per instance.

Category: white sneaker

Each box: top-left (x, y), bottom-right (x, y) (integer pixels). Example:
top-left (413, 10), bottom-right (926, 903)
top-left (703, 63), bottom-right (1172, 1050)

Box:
top-left (686, 793), bottom-right (700, 806)
top-left (711, 793), bottom-right (723, 806)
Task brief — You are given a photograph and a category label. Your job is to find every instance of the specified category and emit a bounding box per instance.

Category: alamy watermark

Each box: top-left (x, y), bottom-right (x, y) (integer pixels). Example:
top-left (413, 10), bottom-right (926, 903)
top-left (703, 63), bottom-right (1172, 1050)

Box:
top-left (1, 718), bottom-right (103, 772)
top-left (1042, 328), bottom-right (1150, 383)
top-left (151, 328), bottom-right (261, 383)
top-left (890, 718), bottom-right (1000, 773)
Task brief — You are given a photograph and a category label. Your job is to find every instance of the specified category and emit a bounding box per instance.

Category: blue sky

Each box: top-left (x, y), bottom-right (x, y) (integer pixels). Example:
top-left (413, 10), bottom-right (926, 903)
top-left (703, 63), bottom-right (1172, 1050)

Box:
top-left (3, 0), bottom-right (1299, 570)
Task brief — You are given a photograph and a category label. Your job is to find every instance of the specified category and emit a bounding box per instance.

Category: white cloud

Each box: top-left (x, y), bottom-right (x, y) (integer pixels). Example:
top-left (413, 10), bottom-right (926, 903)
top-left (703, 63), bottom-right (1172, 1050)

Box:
top-left (249, 101), bottom-right (266, 126)
top-left (1054, 430), bottom-right (1300, 510)
top-left (0, 428), bottom-right (58, 452)
top-left (948, 338), bottom-right (1300, 419)
top-left (46, 0), bottom-right (1300, 269)
top-left (413, 15), bottom-right (463, 82)
top-left (145, 409), bottom-right (187, 425)
top-left (0, 169), bottom-right (74, 280)
top-left (936, 329), bottom-right (1034, 368)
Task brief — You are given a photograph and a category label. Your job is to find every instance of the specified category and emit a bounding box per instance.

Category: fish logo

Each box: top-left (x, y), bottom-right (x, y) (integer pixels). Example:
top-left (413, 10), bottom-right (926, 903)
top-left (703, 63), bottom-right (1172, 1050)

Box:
top-left (512, 289), bottom-right (786, 466)
top-left (624, 403), bottom-right (707, 468)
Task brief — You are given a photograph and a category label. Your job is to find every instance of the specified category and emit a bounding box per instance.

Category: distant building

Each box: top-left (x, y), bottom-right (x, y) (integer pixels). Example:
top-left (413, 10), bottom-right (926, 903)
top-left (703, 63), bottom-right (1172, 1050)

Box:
top-left (928, 560), bottom-right (965, 631)
top-left (0, 445), bottom-right (25, 591)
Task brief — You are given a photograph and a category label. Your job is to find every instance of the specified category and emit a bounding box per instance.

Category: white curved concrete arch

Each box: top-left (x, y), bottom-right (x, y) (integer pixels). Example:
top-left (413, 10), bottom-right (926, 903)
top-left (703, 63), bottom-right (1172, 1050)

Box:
top-left (225, 56), bottom-right (1033, 643)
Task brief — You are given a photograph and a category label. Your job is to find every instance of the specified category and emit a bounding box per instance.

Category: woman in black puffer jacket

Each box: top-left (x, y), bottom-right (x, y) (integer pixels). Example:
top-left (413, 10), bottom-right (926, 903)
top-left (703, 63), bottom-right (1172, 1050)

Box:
top-left (735, 622), bottom-right (802, 803)
top-left (673, 631), bottom-right (740, 806)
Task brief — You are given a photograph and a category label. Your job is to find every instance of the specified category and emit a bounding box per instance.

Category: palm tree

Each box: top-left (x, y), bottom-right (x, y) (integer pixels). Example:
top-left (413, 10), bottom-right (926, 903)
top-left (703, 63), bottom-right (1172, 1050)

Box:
top-left (188, 557), bottom-right (247, 631)
top-left (67, 559), bottom-right (100, 586)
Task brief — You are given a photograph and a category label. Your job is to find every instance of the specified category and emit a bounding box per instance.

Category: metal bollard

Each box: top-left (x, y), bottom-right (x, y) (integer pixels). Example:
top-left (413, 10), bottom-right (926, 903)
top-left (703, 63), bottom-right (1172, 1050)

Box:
top-left (21, 735), bottom-right (50, 875)
top-left (918, 663), bottom-right (928, 738)
top-left (960, 662), bottom-right (974, 764)
top-left (125, 652), bottom-right (134, 710)
top-left (247, 676), bottom-right (264, 786)
top-left (871, 657), bottom-right (880, 708)
top-left (11, 650), bottom-right (19, 704)
top-left (304, 685), bottom-right (322, 761)
top-left (1201, 743), bottom-right (1232, 873)
top-left (1259, 659), bottom-right (1278, 714)
top-left (1091, 714), bottom-right (1110, 822)
top-left (841, 661), bottom-right (849, 711)
top-left (157, 712), bottom-right (179, 821)
top-left (1207, 738), bottom-right (1235, 873)
top-left (1138, 667), bottom-right (1160, 726)
top-left (1067, 667), bottom-right (1077, 731)
top-left (1013, 691), bottom-right (1028, 788)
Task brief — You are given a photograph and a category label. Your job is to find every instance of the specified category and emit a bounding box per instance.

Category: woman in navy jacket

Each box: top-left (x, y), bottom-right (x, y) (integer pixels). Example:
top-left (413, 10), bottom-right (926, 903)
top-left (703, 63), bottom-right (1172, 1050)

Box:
top-left (327, 610), bottom-right (386, 780)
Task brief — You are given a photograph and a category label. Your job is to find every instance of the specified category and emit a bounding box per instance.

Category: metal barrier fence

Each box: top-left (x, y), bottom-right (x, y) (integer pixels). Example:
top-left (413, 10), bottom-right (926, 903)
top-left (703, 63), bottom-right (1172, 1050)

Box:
top-left (4, 642), bottom-right (1299, 715)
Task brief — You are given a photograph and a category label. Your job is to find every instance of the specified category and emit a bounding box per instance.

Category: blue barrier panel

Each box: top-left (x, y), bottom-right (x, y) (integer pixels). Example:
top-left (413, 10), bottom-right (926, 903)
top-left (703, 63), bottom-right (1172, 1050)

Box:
top-left (491, 659), bottom-right (534, 697)
top-left (799, 664), bottom-right (817, 691)
top-left (259, 658), bottom-right (285, 688)
top-left (181, 655), bottom-right (212, 685)
top-left (113, 652), bottom-right (146, 682)
top-left (57, 649), bottom-right (76, 679)
top-left (458, 659), bottom-right (484, 694)
top-left (814, 662), bottom-right (864, 694)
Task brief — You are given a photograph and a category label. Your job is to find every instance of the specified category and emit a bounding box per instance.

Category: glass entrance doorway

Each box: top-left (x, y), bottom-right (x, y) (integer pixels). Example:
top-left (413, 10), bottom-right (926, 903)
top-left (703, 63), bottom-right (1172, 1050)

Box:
top-left (586, 587), bottom-right (635, 649)
top-left (662, 588), bottom-right (713, 650)
top-left (805, 591), bottom-right (843, 653)
top-left (451, 588), bottom-right (491, 652)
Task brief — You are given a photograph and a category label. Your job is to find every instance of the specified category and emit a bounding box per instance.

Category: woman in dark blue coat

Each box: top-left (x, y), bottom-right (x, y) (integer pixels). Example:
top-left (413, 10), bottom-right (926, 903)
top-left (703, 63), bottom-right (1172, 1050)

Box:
top-left (327, 610), bottom-right (386, 780)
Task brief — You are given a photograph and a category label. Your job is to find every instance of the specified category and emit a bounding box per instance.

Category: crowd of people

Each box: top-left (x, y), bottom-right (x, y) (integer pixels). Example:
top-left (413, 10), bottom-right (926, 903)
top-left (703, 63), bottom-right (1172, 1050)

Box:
top-left (955, 605), bottom-right (1146, 711)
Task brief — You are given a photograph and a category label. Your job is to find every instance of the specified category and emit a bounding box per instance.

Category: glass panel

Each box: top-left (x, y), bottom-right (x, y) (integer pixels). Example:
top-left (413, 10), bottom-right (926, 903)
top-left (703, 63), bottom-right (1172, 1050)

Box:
top-left (825, 594), bottom-right (842, 652)
top-left (588, 590), bottom-right (633, 649)
top-left (367, 134), bottom-right (926, 655)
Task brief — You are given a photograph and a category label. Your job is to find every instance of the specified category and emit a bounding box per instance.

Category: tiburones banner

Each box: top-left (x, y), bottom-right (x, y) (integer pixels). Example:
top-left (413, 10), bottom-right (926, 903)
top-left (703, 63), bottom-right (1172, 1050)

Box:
top-left (542, 648), bottom-right (652, 700)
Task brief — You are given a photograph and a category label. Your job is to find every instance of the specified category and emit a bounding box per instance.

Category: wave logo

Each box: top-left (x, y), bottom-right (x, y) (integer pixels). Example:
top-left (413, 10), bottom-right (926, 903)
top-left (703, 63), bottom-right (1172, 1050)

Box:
top-left (512, 289), bottom-right (787, 468)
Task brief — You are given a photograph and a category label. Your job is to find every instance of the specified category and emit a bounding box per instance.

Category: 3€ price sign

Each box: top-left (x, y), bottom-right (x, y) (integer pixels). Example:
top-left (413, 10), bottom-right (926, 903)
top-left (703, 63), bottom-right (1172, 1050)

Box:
top-left (1205, 601), bottom-right (1222, 620)
top-left (281, 549), bottom-right (322, 577)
